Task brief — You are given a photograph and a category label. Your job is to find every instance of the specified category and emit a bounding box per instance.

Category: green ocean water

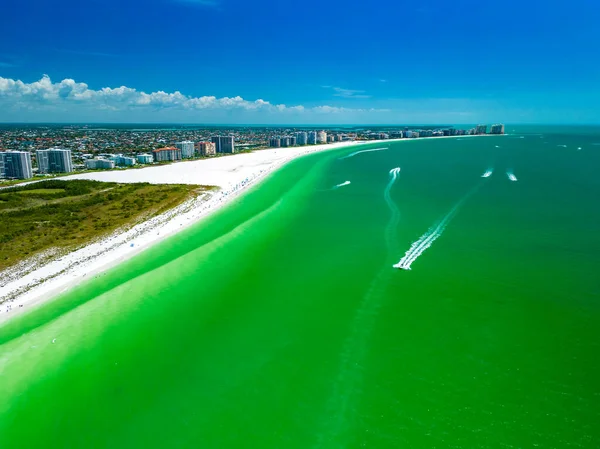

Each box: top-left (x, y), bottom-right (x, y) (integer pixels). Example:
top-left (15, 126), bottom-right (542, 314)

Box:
top-left (1, 126), bottom-right (599, 448)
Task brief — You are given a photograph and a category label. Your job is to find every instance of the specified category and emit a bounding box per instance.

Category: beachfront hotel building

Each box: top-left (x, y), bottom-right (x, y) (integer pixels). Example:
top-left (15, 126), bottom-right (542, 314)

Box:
top-left (295, 132), bottom-right (308, 145)
top-left (490, 124), bottom-right (505, 134)
top-left (196, 141), bottom-right (216, 156)
top-left (137, 154), bottom-right (154, 164)
top-left (269, 138), bottom-right (281, 148)
top-left (152, 147), bottom-right (183, 162)
top-left (0, 151), bottom-right (33, 179)
top-left (308, 131), bottom-right (317, 145)
top-left (212, 136), bottom-right (235, 154)
top-left (289, 136), bottom-right (297, 146)
top-left (317, 131), bottom-right (327, 144)
top-left (280, 137), bottom-right (291, 147)
top-left (37, 148), bottom-right (73, 174)
top-left (175, 141), bottom-right (195, 159)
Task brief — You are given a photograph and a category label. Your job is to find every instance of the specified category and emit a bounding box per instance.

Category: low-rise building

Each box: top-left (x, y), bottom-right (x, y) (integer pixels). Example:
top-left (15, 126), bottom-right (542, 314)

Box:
top-left (85, 158), bottom-right (115, 170)
top-left (0, 151), bottom-right (33, 179)
top-left (152, 147), bottom-right (182, 162)
top-left (112, 155), bottom-right (137, 166)
top-left (137, 154), bottom-right (154, 164)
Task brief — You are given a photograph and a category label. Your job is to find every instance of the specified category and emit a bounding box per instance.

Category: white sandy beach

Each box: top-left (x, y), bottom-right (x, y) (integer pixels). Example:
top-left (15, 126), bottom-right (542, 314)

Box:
top-left (0, 140), bottom-right (364, 322)
top-left (0, 134), bottom-right (495, 322)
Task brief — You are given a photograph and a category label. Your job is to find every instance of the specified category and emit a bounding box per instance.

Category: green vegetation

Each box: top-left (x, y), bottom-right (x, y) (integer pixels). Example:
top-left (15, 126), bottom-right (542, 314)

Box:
top-left (0, 180), bottom-right (210, 271)
top-left (16, 188), bottom-right (66, 196)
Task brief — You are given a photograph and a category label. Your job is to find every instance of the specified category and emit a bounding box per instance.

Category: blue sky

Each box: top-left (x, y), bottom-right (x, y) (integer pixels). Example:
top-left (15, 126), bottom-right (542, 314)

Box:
top-left (0, 0), bottom-right (599, 124)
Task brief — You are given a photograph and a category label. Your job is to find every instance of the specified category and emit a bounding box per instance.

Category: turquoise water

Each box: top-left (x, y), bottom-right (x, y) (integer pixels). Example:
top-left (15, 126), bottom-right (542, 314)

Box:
top-left (1, 127), bottom-right (599, 448)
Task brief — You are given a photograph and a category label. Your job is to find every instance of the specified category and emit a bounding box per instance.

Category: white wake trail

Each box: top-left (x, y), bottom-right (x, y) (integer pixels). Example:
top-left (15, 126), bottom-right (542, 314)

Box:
top-left (333, 181), bottom-right (351, 189)
top-left (313, 167), bottom-right (401, 449)
top-left (384, 168), bottom-right (401, 250)
top-left (481, 168), bottom-right (493, 178)
top-left (506, 170), bottom-right (518, 181)
top-left (339, 147), bottom-right (388, 160)
top-left (393, 182), bottom-right (483, 270)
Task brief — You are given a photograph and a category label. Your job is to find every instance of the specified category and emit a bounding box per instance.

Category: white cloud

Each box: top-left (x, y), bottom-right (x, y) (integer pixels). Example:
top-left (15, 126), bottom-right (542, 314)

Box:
top-left (323, 86), bottom-right (371, 99)
top-left (0, 75), bottom-right (387, 122)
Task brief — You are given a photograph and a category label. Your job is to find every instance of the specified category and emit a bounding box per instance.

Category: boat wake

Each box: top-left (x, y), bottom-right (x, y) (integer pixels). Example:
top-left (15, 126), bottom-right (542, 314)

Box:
top-left (313, 167), bottom-right (401, 448)
top-left (506, 170), bottom-right (518, 181)
top-left (384, 168), bottom-right (401, 251)
top-left (333, 181), bottom-right (351, 189)
top-left (481, 168), bottom-right (493, 178)
top-left (393, 182), bottom-right (483, 270)
top-left (339, 147), bottom-right (388, 160)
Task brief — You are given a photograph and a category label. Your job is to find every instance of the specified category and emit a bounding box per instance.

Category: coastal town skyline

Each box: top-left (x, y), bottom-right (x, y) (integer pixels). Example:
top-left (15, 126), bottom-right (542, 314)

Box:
top-left (0, 123), bottom-right (505, 180)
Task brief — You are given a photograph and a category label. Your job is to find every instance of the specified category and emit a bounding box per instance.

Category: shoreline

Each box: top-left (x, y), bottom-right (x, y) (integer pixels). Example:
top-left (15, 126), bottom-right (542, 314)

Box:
top-left (0, 140), bottom-right (365, 322)
top-left (0, 134), bottom-right (497, 323)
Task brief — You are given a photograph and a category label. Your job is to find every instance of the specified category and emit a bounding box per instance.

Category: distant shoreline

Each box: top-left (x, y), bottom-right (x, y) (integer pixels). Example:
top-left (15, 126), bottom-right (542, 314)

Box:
top-left (0, 134), bottom-right (499, 323)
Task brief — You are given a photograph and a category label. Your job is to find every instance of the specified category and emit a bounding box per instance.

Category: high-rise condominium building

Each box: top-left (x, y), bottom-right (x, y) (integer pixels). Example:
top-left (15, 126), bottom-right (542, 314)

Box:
top-left (475, 124), bottom-right (488, 135)
top-left (490, 124), bottom-right (505, 135)
top-left (280, 137), bottom-right (291, 147)
top-left (269, 138), bottom-right (281, 148)
top-left (196, 142), bottom-right (216, 156)
top-left (317, 131), bottom-right (327, 144)
top-left (175, 141), bottom-right (195, 159)
top-left (212, 136), bottom-right (235, 154)
top-left (0, 151), bottom-right (33, 179)
top-left (37, 148), bottom-right (73, 174)
top-left (295, 132), bottom-right (308, 145)
top-left (307, 131), bottom-right (318, 145)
